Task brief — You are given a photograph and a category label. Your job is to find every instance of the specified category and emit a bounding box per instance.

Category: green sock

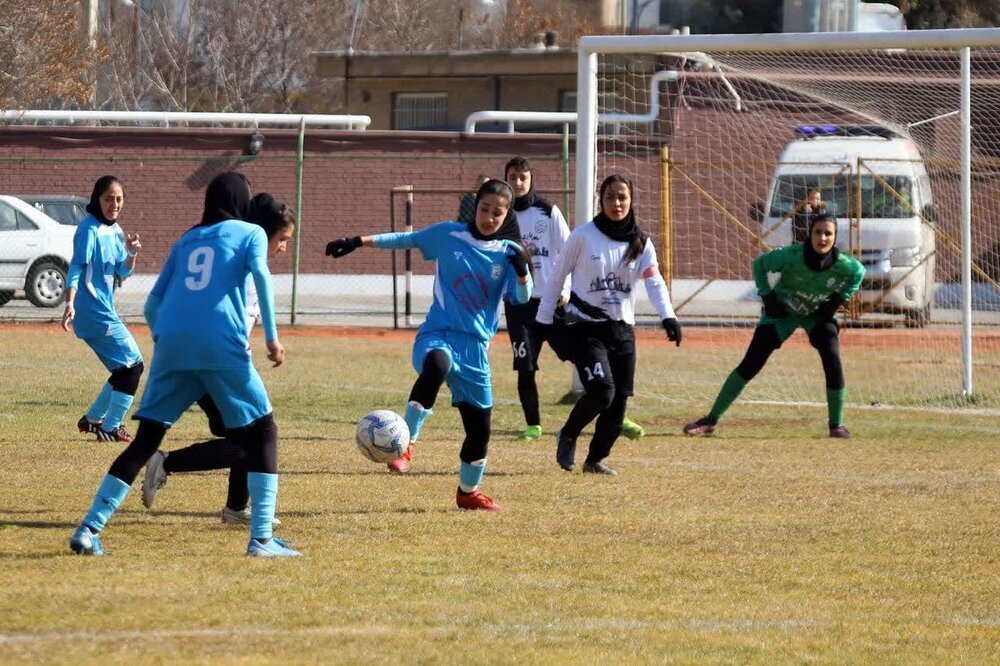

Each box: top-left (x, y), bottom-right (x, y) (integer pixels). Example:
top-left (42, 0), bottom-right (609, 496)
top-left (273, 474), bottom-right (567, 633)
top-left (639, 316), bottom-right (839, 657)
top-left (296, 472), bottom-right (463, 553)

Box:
top-left (826, 388), bottom-right (846, 427)
top-left (708, 371), bottom-right (748, 422)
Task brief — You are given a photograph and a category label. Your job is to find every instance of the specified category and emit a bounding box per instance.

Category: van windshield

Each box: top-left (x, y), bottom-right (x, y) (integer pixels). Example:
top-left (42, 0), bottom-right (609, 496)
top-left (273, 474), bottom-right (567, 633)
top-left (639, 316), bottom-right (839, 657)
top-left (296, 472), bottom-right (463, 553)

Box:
top-left (769, 174), bottom-right (914, 219)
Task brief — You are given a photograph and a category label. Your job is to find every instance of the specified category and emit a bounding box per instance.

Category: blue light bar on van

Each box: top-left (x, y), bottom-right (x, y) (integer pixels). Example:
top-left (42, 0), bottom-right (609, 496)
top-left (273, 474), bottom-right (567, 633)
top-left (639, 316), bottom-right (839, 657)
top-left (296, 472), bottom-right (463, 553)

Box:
top-left (794, 124), bottom-right (899, 139)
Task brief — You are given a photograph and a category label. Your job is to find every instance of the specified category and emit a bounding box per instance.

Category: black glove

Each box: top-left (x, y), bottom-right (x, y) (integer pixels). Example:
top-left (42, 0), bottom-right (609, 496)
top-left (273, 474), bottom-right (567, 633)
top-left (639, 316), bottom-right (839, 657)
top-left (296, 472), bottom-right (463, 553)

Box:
top-left (762, 292), bottom-right (787, 319)
top-left (507, 248), bottom-right (530, 278)
top-left (325, 236), bottom-right (362, 258)
top-left (662, 318), bottom-right (682, 346)
top-left (814, 294), bottom-right (845, 321)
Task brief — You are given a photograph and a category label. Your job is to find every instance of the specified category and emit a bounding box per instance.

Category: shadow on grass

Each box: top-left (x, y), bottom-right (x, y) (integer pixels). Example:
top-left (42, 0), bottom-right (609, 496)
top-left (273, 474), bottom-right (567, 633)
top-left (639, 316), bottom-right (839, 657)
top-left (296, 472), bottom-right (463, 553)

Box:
top-left (0, 519), bottom-right (78, 529)
top-left (280, 469), bottom-right (541, 478)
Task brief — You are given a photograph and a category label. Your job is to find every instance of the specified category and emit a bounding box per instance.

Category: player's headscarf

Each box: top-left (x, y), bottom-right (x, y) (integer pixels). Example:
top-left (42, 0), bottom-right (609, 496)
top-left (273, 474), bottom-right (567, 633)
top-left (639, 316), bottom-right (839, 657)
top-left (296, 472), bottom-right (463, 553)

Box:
top-left (803, 212), bottom-right (840, 271)
top-left (201, 171), bottom-right (252, 226)
top-left (593, 174), bottom-right (648, 265)
top-left (85, 175), bottom-right (123, 226)
top-left (248, 193), bottom-right (292, 239)
top-left (468, 179), bottom-right (522, 244)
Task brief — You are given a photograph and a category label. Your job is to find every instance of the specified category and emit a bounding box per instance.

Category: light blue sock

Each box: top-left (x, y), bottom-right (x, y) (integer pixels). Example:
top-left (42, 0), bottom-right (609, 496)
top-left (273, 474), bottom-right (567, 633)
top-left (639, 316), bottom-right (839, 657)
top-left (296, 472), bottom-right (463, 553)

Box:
top-left (102, 391), bottom-right (135, 430)
top-left (404, 401), bottom-right (432, 442)
top-left (458, 458), bottom-right (487, 493)
top-left (86, 382), bottom-right (114, 422)
top-left (247, 472), bottom-right (278, 540)
top-left (81, 474), bottom-right (131, 533)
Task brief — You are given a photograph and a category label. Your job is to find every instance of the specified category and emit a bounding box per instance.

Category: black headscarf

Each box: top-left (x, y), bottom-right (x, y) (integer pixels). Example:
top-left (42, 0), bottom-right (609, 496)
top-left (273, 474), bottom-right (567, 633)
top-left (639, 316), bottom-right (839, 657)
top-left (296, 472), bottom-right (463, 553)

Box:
top-left (200, 172), bottom-right (252, 226)
top-left (248, 193), bottom-right (288, 239)
top-left (468, 179), bottom-right (522, 244)
top-left (593, 174), bottom-right (648, 264)
top-left (802, 212), bottom-right (840, 271)
top-left (85, 175), bottom-right (123, 226)
top-left (512, 186), bottom-right (537, 213)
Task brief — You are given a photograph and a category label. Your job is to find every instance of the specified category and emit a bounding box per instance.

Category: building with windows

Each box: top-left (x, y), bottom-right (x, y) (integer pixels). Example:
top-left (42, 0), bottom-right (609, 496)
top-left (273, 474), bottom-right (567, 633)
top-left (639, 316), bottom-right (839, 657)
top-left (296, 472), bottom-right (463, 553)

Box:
top-left (314, 48), bottom-right (578, 131)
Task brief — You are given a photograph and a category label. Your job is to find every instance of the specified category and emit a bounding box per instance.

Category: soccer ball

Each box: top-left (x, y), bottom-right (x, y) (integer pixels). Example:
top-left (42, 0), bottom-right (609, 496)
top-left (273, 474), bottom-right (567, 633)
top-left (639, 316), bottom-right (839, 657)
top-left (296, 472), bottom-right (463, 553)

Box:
top-left (355, 410), bottom-right (409, 463)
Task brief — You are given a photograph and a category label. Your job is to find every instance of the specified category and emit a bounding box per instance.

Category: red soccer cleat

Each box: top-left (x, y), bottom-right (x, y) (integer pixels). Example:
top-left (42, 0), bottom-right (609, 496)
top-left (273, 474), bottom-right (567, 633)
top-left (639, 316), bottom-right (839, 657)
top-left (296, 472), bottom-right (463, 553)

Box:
top-left (96, 425), bottom-right (133, 443)
top-left (456, 490), bottom-right (502, 512)
top-left (829, 425), bottom-right (851, 439)
top-left (683, 416), bottom-right (717, 436)
top-left (387, 443), bottom-right (413, 474)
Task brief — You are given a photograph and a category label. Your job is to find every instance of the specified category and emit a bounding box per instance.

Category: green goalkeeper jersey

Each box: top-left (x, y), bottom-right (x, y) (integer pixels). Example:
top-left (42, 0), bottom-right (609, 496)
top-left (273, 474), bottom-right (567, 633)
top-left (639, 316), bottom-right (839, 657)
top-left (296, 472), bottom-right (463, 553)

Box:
top-left (753, 245), bottom-right (866, 317)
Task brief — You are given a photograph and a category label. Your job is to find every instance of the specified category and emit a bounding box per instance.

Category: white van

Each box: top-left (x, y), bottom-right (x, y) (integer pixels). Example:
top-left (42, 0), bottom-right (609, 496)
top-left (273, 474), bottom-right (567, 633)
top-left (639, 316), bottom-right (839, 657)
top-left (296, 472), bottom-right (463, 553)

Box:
top-left (753, 125), bottom-right (936, 327)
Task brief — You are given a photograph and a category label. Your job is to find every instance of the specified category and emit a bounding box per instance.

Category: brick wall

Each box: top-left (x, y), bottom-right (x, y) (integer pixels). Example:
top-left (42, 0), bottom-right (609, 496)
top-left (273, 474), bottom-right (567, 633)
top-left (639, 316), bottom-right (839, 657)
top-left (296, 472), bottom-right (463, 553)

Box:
top-left (0, 127), bottom-right (574, 277)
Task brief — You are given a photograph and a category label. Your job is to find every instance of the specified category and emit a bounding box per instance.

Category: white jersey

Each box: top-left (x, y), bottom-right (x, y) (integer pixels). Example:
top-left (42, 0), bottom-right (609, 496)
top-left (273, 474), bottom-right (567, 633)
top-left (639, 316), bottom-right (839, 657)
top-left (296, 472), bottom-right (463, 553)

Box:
top-left (536, 221), bottom-right (676, 326)
top-left (513, 200), bottom-right (571, 300)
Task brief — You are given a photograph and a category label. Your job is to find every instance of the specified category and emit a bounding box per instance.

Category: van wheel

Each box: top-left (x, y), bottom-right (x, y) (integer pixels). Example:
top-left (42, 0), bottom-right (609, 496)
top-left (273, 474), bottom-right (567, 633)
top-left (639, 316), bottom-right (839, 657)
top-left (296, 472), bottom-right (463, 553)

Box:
top-left (904, 304), bottom-right (931, 329)
top-left (0, 291), bottom-right (13, 307)
top-left (25, 260), bottom-right (67, 308)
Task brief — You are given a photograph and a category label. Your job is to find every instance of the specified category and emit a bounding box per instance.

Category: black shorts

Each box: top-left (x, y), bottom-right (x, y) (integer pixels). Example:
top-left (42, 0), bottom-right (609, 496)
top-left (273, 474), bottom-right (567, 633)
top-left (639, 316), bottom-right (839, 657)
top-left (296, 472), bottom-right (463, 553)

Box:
top-left (567, 320), bottom-right (637, 397)
top-left (504, 298), bottom-right (545, 371)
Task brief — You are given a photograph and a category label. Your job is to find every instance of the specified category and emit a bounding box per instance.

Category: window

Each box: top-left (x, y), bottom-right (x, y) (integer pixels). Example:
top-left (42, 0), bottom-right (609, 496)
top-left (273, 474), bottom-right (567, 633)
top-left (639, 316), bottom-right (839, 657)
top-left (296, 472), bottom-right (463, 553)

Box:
top-left (392, 93), bottom-right (447, 130)
top-left (0, 203), bottom-right (17, 232)
top-left (768, 173), bottom-right (914, 219)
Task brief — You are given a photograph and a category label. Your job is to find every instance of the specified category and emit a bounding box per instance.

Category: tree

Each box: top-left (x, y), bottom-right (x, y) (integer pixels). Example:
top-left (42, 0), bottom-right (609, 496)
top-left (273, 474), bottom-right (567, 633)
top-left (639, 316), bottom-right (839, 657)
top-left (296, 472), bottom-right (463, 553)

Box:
top-left (896, 0), bottom-right (1000, 28)
top-left (99, 0), bottom-right (348, 113)
top-left (0, 0), bottom-right (101, 109)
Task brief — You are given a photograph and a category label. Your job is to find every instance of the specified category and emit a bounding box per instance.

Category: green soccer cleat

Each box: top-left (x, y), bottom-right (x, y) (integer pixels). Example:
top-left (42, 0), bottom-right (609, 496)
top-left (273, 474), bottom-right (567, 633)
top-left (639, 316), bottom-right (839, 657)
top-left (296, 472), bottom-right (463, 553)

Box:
top-left (621, 416), bottom-right (645, 440)
top-left (518, 425), bottom-right (542, 441)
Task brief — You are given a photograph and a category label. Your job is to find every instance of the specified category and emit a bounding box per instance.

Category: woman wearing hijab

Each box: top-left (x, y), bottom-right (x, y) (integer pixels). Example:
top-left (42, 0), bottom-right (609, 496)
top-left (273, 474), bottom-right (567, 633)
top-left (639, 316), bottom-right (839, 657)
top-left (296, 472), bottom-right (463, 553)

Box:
top-left (140, 193), bottom-right (296, 525)
top-left (325, 179), bottom-right (532, 512)
top-left (684, 212), bottom-right (865, 439)
top-left (62, 176), bottom-right (144, 443)
top-left (536, 174), bottom-right (682, 476)
top-left (70, 172), bottom-right (298, 558)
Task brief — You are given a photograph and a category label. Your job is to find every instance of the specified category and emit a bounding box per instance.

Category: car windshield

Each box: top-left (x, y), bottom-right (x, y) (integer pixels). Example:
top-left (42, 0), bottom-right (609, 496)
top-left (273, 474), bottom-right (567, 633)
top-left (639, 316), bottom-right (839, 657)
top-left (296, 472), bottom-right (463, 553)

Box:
top-left (32, 202), bottom-right (86, 226)
top-left (769, 174), bottom-right (914, 219)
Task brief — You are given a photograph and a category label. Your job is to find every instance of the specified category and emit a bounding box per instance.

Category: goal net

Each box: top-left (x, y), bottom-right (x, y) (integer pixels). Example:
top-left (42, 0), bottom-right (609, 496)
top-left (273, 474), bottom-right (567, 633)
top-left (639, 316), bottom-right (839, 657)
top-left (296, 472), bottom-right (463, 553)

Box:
top-left (578, 29), bottom-right (1000, 411)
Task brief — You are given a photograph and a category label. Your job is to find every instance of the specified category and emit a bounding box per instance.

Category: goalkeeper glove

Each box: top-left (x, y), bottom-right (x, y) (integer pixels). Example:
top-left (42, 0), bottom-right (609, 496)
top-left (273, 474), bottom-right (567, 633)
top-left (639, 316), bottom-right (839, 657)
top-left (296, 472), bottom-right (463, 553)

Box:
top-left (662, 318), bottom-right (682, 346)
top-left (762, 292), bottom-right (788, 319)
top-left (325, 236), bottom-right (362, 258)
top-left (814, 294), bottom-right (846, 321)
top-left (506, 248), bottom-right (530, 278)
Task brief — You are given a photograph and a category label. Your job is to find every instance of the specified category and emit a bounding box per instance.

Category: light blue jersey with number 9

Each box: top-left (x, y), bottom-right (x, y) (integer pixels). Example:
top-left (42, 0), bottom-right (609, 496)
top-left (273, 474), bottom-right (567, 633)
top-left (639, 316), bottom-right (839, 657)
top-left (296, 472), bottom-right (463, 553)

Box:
top-left (149, 219), bottom-right (268, 370)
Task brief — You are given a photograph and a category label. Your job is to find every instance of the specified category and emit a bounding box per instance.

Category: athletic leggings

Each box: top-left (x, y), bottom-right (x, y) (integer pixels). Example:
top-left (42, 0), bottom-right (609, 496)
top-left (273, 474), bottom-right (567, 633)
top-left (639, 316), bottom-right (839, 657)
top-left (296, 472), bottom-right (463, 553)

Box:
top-left (736, 321), bottom-right (844, 389)
top-left (108, 413), bottom-right (278, 486)
top-left (408, 349), bottom-right (450, 409)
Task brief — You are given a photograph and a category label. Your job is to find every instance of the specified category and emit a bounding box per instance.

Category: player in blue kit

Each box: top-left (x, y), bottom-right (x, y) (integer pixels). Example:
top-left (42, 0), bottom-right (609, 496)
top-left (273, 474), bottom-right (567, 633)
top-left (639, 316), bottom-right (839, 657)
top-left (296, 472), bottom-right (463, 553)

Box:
top-left (61, 176), bottom-right (144, 443)
top-left (69, 172), bottom-right (298, 557)
top-left (325, 179), bottom-right (532, 512)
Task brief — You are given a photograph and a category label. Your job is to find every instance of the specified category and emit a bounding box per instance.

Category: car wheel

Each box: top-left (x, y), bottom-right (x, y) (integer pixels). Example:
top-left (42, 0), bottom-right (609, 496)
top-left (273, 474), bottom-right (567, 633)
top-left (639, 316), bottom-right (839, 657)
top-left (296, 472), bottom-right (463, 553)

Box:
top-left (25, 260), bottom-right (67, 308)
top-left (0, 291), bottom-right (13, 307)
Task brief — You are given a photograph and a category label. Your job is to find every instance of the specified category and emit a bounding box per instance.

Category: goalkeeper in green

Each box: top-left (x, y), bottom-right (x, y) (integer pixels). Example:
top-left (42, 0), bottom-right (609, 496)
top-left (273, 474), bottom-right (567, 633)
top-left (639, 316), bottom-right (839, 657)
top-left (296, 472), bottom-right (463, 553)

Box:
top-left (684, 213), bottom-right (865, 438)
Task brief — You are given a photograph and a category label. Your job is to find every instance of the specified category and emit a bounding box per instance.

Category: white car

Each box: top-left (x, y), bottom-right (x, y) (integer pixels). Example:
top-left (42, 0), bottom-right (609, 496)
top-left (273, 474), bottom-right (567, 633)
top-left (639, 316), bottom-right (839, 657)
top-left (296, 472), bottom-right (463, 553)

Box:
top-left (0, 195), bottom-right (75, 308)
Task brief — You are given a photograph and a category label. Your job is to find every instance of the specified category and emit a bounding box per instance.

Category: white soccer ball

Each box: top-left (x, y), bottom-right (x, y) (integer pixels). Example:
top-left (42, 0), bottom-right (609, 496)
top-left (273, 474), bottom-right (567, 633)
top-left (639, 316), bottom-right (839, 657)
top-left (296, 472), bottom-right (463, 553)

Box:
top-left (355, 410), bottom-right (410, 463)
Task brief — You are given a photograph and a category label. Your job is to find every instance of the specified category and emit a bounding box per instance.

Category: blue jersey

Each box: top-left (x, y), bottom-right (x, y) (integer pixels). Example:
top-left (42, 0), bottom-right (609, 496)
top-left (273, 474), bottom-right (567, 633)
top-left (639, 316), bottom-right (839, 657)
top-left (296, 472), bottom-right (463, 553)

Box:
top-left (148, 220), bottom-right (270, 370)
top-left (373, 222), bottom-right (529, 342)
top-left (67, 214), bottom-right (131, 339)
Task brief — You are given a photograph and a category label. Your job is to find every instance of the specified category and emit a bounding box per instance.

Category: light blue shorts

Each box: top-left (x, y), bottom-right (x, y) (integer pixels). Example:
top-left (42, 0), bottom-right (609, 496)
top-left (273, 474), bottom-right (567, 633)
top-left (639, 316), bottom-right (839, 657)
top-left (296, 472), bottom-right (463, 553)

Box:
top-left (134, 359), bottom-right (272, 429)
top-left (412, 329), bottom-right (492, 409)
top-left (83, 324), bottom-right (143, 372)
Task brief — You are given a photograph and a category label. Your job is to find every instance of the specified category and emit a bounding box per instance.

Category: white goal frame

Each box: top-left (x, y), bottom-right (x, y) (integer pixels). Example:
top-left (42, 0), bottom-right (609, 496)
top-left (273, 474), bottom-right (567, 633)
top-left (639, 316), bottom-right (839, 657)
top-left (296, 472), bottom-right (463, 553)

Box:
top-left (576, 27), bottom-right (1000, 398)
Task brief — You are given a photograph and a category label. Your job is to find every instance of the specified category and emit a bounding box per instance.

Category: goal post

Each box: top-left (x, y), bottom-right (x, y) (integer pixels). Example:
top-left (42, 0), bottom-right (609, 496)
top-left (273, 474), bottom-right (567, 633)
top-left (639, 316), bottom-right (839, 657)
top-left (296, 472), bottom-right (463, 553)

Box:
top-left (576, 28), bottom-right (1000, 411)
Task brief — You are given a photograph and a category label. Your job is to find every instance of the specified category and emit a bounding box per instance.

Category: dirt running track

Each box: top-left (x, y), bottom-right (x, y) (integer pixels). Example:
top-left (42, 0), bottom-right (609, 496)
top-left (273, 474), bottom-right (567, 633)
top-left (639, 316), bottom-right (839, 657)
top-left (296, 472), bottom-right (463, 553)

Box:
top-left (4, 322), bottom-right (998, 353)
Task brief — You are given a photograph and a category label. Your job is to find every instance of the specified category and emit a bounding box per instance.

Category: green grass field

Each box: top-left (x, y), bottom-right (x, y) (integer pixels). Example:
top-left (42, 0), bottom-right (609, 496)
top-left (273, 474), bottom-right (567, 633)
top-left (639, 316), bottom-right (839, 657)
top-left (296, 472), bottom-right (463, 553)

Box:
top-left (1, 326), bottom-right (999, 663)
